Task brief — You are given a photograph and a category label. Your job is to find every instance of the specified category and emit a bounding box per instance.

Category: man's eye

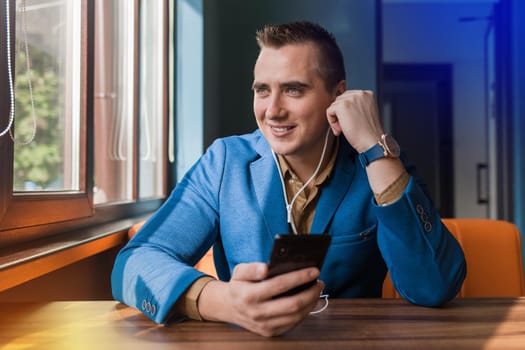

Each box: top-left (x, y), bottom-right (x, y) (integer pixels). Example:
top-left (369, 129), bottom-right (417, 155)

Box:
top-left (254, 87), bottom-right (269, 95)
top-left (286, 87), bottom-right (301, 96)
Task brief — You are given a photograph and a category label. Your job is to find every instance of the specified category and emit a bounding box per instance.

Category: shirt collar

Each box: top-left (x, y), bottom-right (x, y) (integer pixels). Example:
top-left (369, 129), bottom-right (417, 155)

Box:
top-left (276, 137), bottom-right (340, 186)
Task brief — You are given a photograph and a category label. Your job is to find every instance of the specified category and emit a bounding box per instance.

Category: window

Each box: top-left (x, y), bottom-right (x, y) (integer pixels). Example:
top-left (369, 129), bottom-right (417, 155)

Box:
top-left (0, 0), bottom-right (170, 245)
top-left (12, 0), bottom-right (82, 193)
top-left (139, 0), bottom-right (167, 199)
top-left (176, 0), bottom-right (203, 182)
top-left (93, 0), bottom-right (136, 204)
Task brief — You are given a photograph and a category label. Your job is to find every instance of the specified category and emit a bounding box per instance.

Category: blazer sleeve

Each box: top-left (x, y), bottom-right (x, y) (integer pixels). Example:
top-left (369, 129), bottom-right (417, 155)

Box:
top-left (375, 176), bottom-right (466, 306)
top-left (111, 139), bottom-right (227, 324)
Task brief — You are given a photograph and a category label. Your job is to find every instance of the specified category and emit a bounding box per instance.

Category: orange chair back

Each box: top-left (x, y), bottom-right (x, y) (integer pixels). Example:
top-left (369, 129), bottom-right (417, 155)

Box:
top-left (382, 218), bottom-right (525, 298)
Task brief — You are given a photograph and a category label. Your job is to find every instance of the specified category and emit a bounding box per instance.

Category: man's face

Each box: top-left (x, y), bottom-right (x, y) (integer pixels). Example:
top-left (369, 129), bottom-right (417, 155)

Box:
top-left (253, 43), bottom-right (340, 162)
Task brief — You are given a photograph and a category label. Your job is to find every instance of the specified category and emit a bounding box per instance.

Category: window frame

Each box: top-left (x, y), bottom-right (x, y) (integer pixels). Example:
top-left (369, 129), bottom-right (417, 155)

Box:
top-left (0, 0), bottom-right (92, 233)
top-left (0, 0), bottom-right (170, 248)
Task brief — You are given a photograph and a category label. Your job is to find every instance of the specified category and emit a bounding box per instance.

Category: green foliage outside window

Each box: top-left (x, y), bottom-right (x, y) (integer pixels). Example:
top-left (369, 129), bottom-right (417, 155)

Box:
top-left (13, 45), bottom-right (62, 191)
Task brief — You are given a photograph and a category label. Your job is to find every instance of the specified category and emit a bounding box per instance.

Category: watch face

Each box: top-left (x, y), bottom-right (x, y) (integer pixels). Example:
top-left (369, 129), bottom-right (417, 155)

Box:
top-left (382, 134), bottom-right (401, 157)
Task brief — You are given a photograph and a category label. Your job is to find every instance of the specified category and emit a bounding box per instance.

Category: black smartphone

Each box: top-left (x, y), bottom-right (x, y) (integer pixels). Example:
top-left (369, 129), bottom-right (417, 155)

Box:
top-left (266, 234), bottom-right (331, 297)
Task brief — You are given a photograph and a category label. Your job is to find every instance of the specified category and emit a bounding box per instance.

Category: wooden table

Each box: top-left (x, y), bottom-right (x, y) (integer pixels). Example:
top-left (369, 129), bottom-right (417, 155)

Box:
top-left (1, 298), bottom-right (525, 349)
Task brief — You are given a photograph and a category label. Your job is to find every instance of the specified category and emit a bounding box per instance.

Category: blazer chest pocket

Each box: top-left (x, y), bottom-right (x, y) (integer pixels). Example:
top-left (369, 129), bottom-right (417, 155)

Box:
top-left (330, 224), bottom-right (377, 246)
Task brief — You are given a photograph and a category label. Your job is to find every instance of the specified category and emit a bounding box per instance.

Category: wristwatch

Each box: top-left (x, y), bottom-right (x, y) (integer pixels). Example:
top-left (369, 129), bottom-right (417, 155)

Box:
top-left (358, 134), bottom-right (400, 167)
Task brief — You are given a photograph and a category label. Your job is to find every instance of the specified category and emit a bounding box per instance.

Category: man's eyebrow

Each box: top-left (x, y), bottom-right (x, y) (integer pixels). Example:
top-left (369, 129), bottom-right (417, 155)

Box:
top-left (251, 81), bottom-right (312, 90)
top-left (252, 82), bottom-right (268, 89)
top-left (281, 81), bottom-right (311, 89)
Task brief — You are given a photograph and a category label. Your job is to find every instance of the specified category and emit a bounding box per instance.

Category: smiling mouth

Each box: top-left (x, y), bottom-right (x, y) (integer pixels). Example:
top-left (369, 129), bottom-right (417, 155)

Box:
top-left (270, 125), bottom-right (295, 133)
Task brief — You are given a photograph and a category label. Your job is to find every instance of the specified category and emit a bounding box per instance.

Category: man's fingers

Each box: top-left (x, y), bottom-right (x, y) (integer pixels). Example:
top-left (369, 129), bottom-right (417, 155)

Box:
top-left (326, 108), bottom-right (342, 136)
top-left (260, 267), bottom-right (320, 300)
top-left (226, 265), bottom-right (324, 337)
top-left (232, 262), bottom-right (268, 282)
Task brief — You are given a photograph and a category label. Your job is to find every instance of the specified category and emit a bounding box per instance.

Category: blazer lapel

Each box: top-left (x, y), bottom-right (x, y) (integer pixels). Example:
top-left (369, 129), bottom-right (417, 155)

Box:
top-left (250, 136), bottom-right (289, 239)
top-left (311, 140), bottom-right (357, 234)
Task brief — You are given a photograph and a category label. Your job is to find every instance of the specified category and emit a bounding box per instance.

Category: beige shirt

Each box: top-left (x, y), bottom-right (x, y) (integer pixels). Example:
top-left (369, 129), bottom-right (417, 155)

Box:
top-left (276, 138), bottom-right (339, 234)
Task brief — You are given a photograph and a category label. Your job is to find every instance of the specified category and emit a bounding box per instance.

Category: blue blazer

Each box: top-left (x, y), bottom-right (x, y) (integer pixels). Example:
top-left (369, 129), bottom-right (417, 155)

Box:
top-left (111, 130), bottom-right (466, 323)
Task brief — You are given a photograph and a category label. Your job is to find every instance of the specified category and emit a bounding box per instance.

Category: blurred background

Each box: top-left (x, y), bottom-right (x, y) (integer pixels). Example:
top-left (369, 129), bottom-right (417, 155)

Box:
top-left (176, 0), bottom-right (524, 232)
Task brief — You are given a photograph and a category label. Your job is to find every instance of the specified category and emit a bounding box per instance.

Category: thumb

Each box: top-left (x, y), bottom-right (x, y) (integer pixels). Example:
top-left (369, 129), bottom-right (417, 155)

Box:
top-left (231, 262), bottom-right (268, 282)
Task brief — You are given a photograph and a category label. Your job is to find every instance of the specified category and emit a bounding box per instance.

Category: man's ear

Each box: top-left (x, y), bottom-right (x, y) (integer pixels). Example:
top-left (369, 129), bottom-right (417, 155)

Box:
top-left (334, 80), bottom-right (346, 96)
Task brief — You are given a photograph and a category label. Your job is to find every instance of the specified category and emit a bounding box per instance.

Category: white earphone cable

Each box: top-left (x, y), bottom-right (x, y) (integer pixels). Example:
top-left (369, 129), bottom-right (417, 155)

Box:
top-left (271, 127), bottom-right (332, 234)
top-left (309, 293), bottom-right (329, 315)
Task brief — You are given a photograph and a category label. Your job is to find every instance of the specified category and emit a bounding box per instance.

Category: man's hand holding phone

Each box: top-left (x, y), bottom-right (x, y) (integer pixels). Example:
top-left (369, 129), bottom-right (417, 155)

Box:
top-left (197, 234), bottom-right (331, 337)
top-left (198, 261), bottom-right (324, 337)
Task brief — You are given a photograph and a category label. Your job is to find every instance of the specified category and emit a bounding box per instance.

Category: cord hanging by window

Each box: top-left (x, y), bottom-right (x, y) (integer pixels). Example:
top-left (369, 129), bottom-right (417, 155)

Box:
top-left (139, 98), bottom-right (153, 161)
top-left (9, 0), bottom-right (37, 145)
top-left (1, 0), bottom-right (37, 144)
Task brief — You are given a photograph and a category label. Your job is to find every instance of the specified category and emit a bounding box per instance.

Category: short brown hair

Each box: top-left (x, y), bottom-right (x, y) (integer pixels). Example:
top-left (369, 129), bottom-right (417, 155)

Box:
top-left (255, 21), bottom-right (346, 90)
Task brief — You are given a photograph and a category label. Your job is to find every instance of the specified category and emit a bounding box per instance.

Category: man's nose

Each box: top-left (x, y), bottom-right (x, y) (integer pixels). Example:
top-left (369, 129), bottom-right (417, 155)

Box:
top-left (265, 93), bottom-right (284, 119)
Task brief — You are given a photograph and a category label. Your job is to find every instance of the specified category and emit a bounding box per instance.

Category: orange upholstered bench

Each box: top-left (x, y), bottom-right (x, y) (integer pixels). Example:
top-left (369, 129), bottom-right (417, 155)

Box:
top-left (382, 218), bottom-right (525, 298)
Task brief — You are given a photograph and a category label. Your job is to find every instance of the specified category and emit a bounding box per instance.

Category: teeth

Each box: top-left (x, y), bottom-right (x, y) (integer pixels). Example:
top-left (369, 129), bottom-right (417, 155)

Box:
top-left (272, 126), bottom-right (291, 132)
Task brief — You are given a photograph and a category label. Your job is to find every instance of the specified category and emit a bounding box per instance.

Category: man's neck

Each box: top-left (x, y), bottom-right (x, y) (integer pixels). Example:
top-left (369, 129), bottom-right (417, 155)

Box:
top-left (283, 135), bottom-right (337, 186)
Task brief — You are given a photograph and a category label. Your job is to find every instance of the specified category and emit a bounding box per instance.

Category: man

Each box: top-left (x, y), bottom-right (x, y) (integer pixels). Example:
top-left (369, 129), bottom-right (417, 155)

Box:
top-left (112, 21), bottom-right (466, 337)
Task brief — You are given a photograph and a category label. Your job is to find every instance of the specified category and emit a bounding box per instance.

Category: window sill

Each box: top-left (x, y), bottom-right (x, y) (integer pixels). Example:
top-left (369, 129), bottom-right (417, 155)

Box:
top-left (0, 216), bottom-right (148, 293)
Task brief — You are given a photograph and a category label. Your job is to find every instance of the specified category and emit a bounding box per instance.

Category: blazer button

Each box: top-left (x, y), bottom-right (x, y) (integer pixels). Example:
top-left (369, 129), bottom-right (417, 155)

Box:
top-left (360, 230), bottom-right (372, 240)
top-left (424, 221), bottom-right (432, 233)
top-left (151, 304), bottom-right (157, 315)
top-left (141, 300), bottom-right (147, 311)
